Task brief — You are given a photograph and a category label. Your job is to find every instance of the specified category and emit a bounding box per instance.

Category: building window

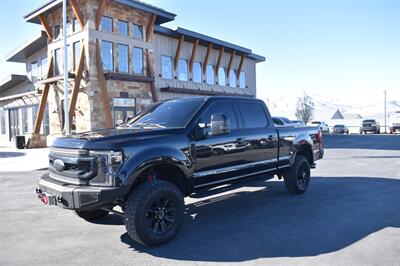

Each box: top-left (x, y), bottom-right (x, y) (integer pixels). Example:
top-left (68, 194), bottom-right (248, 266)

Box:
top-left (101, 41), bottom-right (113, 71)
top-left (118, 20), bottom-right (128, 36)
top-left (192, 62), bottom-right (202, 83)
top-left (161, 56), bottom-right (172, 79)
top-left (132, 24), bottom-right (143, 39)
top-left (239, 71), bottom-right (246, 88)
top-left (31, 61), bottom-right (39, 83)
top-left (0, 108), bottom-right (5, 135)
top-left (218, 67), bottom-right (226, 86)
top-left (229, 69), bottom-right (236, 87)
top-left (73, 41), bottom-right (80, 71)
top-left (118, 44), bottom-right (129, 72)
top-left (40, 57), bottom-right (47, 78)
top-left (206, 64), bottom-right (214, 84)
top-left (66, 19), bottom-right (72, 35)
top-left (54, 48), bottom-right (62, 75)
top-left (101, 16), bottom-right (113, 32)
top-left (72, 18), bottom-right (79, 32)
top-left (133, 47), bottom-right (143, 74)
top-left (177, 59), bottom-right (188, 81)
top-left (54, 25), bottom-right (61, 40)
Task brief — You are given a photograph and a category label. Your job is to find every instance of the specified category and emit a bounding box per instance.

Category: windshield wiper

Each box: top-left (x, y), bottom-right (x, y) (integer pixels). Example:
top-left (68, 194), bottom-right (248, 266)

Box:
top-left (131, 122), bottom-right (166, 128)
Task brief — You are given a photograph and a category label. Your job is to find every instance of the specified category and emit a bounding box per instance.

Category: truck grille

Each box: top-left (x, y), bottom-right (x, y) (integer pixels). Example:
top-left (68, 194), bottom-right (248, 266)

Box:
top-left (48, 148), bottom-right (97, 185)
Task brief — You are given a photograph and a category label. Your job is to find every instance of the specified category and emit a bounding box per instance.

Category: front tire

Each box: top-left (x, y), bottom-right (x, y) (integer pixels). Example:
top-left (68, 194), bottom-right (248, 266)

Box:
top-left (283, 155), bottom-right (311, 194)
top-left (125, 180), bottom-right (184, 246)
top-left (75, 209), bottom-right (109, 221)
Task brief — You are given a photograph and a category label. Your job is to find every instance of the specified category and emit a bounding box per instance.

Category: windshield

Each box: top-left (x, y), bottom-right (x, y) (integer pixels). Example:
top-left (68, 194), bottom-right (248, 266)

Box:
top-left (311, 121), bottom-right (320, 124)
top-left (363, 119), bottom-right (375, 123)
top-left (281, 117), bottom-right (292, 123)
top-left (126, 98), bottom-right (205, 128)
top-left (334, 125), bottom-right (345, 128)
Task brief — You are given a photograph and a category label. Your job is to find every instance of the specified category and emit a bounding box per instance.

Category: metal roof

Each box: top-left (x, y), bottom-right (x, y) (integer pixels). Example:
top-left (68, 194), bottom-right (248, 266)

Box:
top-left (0, 74), bottom-right (28, 93)
top-left (154, 25), bottom-right (265, 63)
top-left (24, 0), bottom-right (176, 25)
top-left (6, 32), bottom-right (47, 63)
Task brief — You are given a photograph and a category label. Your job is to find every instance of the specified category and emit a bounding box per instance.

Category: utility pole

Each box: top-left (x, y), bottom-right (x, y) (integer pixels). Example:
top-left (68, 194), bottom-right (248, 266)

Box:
top-left (63, 0), bottom-right (70, 135)
top-left (384, 90), bottom-right (387, 134)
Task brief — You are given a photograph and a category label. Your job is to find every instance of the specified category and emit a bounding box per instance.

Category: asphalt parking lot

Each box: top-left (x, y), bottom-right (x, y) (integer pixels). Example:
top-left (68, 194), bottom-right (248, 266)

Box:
top-left (1, 134), bottom-right (399, 266)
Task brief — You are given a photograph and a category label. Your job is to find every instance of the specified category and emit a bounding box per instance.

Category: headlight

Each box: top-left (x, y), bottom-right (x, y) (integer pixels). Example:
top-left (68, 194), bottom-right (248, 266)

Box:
top-left (89, 150), bottom-right (124, 186)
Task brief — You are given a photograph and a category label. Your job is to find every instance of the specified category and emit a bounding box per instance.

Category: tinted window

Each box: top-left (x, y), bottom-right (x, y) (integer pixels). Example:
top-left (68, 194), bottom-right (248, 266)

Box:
top-left (128, 98), bottom-right (204, 128)
top-left (238, 101), bottom-right (268, 128)
top-left (73, 41), bottom-right (80, 71)
top-left (363, 120), bottom-right (375, 123)
top-left (281, 117), bottom-right (292, 123)
top-left (272, 118), bottom-right (284, 125)
top-left (200, 102), bottom-right (238, 129)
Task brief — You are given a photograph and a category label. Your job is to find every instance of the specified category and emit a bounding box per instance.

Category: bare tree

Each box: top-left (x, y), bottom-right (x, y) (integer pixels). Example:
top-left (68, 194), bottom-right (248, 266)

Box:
top-left (295, 92), bottom-right (314, 124)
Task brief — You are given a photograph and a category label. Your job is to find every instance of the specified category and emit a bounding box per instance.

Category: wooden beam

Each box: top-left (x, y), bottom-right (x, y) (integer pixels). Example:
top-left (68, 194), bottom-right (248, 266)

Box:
top-left (226, 50), bottom-right (235, 77)
top-left (174, 35), bottom-right (184, 71)
top-left (95, 0), bottom-right (107, 30)
top-left (236, 53), bottom-right (245, 79)
top-left (95, 40), bottom-right (113, 128)
top-left (215, 46), bottom-right (225, 77)
top-left (189, 39), bottom-right (199, 74)
top-left (68, 43), bottom-right (85, 127)
top-left (34, 54), bottom-right (54, 134)
top-left (145, 50), bottom-right (158, 102)
top-left (38, 14), bottom-right (53, 40)
top-left (202, 43), bottom-right (212, 75)
top-left (146, 14), bottom-right (157, 42)
top-left (70, 0), bottom-right (85, 30)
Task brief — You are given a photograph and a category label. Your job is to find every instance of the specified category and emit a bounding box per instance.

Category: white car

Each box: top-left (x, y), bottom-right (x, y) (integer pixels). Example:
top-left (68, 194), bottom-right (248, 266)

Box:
top-left (309, 121), bottom-right (330, 133)
top-left (272, 116), bottom-right (296, 127)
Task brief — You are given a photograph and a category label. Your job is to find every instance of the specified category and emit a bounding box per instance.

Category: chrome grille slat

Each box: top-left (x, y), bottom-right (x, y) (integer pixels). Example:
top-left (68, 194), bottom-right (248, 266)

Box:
top-left (49, 147), bottom-right (88, 157)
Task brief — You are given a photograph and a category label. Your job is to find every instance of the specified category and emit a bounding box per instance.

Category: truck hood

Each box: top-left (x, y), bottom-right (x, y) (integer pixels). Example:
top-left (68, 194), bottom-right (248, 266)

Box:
top-left (51, 127), bottom-right (183, 150)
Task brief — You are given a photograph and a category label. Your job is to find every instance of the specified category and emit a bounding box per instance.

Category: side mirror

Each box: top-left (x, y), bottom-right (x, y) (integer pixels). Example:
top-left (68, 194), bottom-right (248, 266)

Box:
top-left (210, 113), bottom-right (230, 136)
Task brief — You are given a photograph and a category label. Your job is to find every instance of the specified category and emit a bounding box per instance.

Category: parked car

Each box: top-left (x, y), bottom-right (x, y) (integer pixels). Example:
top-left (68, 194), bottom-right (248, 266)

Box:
top-left (360, 119), bottom-right (380, 134)
top-left (389, 111), bottom-right (400, 134)
top-left (291, 120), bottom-right (305, 127)
top-left (332, 124), bottom-right (349, 134)
top-left (309, 121), bottom-right (330, 134)
top-left (272, 116), bottom-right (295, 127)
top-left (36, 96), bottom-right (324, 246)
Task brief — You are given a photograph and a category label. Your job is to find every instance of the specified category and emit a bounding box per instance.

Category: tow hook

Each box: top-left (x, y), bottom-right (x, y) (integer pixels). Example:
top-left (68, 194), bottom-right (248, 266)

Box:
top-left (35, 188), bottom-right (58, 205)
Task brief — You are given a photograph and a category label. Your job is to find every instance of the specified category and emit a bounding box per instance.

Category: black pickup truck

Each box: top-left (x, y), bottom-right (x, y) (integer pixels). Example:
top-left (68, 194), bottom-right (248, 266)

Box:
top-left (36, 96), bottom-right (323, 246)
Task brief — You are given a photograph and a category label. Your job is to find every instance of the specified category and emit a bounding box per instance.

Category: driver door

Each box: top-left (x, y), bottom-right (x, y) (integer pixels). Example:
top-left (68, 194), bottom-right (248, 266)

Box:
top-left (192, 101), bottom-right (245, 187)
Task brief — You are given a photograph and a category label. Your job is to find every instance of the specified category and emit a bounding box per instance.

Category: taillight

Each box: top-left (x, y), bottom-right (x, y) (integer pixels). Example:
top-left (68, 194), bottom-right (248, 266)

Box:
top-left (317, 130), bottom-right (322, 143)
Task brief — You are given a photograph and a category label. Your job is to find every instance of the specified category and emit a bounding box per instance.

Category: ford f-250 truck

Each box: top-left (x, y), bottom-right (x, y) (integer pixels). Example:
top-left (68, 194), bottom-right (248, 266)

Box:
top-left (36, 96), bottom-right (323, 246)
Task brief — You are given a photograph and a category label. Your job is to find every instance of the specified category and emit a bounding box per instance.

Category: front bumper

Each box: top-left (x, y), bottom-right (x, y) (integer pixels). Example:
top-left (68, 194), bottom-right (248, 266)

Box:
top-left (36, 174), bottom-right (129, 211)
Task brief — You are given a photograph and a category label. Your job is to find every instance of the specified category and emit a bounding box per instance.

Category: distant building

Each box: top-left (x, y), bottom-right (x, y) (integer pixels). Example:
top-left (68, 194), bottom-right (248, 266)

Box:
top-left (331, 109), bottom-right (362, 120)
top-left (0, 0), bottom-right (264, 147)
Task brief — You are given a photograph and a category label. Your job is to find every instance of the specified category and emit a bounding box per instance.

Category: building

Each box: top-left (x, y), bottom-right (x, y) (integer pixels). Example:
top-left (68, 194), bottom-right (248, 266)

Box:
top-left (0, 0), bottom-right (264, 147)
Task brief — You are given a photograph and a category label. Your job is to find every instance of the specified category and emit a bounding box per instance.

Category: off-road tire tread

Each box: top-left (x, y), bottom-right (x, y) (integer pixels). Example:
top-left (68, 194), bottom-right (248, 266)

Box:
top-left (125, 180), bottom-right (184, 246)
top-left (283, 155), bottom-right (310, 194)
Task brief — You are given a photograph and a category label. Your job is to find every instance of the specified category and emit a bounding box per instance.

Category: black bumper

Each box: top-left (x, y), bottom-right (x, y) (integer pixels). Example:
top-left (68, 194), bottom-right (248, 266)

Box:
top-left (37, 174), bottom-right (129, 211)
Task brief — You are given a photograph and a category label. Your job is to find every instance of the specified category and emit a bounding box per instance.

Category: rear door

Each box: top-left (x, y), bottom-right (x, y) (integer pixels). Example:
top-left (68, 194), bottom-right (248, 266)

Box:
top-left (235, 100), bottom-right (279, 173)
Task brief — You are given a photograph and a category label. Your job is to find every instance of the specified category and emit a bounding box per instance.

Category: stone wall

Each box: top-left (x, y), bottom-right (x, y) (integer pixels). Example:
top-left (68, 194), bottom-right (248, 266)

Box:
top-left (44, 0), bottom-right (154, 133)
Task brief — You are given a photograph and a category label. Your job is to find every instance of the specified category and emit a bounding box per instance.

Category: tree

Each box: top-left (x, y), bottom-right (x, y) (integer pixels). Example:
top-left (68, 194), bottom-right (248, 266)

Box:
top-left (295, 92), bottom-right (314, 124)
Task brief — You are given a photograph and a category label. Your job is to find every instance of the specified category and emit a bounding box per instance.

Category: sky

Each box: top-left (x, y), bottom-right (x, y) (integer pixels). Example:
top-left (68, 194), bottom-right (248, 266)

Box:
top-left (0, 0), bottom-right (399, 107)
